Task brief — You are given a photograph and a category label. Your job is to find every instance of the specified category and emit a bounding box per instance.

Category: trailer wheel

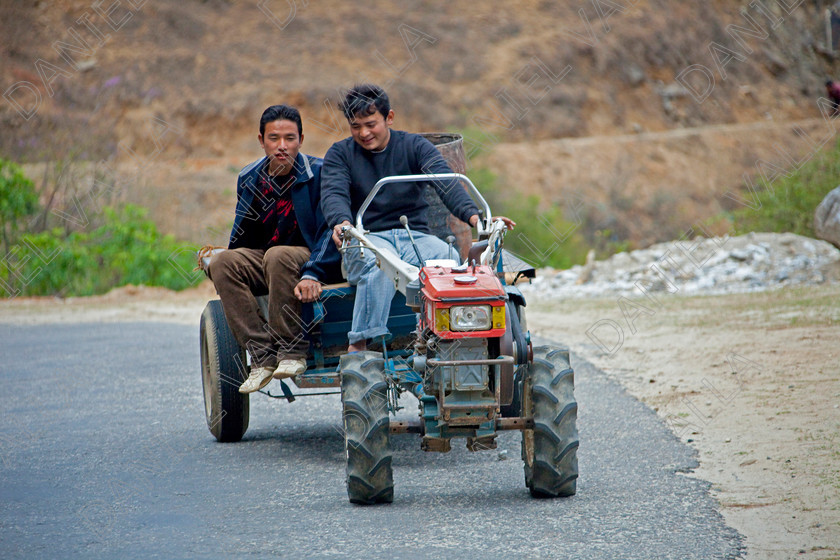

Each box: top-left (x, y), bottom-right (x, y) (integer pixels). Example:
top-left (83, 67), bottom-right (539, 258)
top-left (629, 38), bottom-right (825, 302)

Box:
top-left (340, 351), bottom-right (393, 505)
top-left (200, 300), bottom-right (249, 442)
top-left (522, 345), bottom-right (579, 497)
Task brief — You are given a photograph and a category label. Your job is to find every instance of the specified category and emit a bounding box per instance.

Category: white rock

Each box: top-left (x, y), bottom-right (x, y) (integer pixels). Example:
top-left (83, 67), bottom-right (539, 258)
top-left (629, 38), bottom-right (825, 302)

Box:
top-left (526, 233), bottom-right (839, 301)
top-left (815, 187), bottom-right (840, 250)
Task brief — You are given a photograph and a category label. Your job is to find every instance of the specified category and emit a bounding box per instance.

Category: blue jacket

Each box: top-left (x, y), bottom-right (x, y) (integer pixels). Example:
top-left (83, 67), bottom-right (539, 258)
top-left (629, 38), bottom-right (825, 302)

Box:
top-left (228, 153), bottom-right (342, 284)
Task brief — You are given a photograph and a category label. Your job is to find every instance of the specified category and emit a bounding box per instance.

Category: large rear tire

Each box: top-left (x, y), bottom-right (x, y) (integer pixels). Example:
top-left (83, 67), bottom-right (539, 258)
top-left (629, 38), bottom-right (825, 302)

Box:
top-left (340, 351), bottom-right (393, 505)
top-left (522, 345), bottom-right (579, 497)
top-left (200, 300), bottom-right (249, 442)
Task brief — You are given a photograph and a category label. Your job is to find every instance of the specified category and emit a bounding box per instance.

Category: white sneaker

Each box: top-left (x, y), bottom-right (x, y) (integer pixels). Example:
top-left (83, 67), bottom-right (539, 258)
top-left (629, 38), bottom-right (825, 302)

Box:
top-left (273, 358), bottom-right (307, 379)
top-left (238, 366), bottom-right (274, 393)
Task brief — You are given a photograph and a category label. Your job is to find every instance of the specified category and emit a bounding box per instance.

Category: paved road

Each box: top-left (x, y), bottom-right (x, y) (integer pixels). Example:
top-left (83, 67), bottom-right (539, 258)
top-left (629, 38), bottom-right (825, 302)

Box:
top-left (0, 322), bottom-right (744, 559)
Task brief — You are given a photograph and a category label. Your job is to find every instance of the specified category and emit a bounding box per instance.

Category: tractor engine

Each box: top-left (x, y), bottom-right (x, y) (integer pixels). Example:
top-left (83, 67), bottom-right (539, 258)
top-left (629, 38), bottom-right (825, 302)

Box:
top-left (415, 263), bottom-right (510, 452)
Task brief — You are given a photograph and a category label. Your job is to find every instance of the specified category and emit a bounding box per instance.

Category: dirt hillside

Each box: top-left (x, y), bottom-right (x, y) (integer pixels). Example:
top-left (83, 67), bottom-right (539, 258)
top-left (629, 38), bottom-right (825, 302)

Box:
top-left (2, 0), bottom-right (832, 152)
top-left (3, 1), bottom-right (840, 247)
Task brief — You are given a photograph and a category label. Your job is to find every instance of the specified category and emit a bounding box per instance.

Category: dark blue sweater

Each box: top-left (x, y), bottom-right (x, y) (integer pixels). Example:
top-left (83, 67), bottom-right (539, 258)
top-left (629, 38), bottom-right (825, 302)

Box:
top-left (320, 130), bottom-right (480, 234)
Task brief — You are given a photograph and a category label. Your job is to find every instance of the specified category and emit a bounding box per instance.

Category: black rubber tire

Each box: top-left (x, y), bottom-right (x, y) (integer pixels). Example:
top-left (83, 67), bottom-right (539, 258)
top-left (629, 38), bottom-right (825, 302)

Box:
top-left (200, 300), bottom-right (249, 442)
top-left (521, 345), bottom-right (579, 498)
top-left (340, 351), bottom-right (393, 505)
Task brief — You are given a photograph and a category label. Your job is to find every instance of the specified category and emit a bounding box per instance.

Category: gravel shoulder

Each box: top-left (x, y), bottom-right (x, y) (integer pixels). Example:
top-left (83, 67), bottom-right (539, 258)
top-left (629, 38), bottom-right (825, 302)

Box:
top-left (1, 268), bottom-right (838, 558)
top-left (526, 286), bottom-right (840, 559)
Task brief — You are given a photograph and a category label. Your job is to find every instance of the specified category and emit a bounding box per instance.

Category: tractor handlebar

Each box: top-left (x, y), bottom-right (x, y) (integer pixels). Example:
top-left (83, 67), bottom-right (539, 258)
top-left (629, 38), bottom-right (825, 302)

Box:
top-left (354, 173), bottom-right (493, 235)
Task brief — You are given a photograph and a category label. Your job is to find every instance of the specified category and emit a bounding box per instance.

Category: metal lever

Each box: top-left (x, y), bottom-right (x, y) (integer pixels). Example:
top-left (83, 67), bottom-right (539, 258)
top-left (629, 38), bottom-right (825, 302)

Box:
top-left (400, 215), bottom-right (425, 266)
top-left (446, 235), bottom-right (456, 261)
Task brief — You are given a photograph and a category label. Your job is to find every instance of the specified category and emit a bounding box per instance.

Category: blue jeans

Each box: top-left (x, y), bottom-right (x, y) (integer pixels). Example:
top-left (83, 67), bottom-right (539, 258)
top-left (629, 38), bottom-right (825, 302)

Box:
top-left (343, 229), bottom-right (454, 345)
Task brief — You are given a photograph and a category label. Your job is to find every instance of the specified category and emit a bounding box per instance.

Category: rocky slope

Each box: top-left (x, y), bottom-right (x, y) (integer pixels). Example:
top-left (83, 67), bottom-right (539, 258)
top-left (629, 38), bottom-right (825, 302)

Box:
top-left (521, 232), bottom-right (840, 299)
top-left (4, 1), bottom-right (840, 249)
top-left (2, 0), bottom-right (837, 158)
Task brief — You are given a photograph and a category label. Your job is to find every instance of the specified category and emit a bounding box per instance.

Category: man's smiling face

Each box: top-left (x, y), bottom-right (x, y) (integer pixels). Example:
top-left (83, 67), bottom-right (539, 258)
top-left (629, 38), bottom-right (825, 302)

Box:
top-left (348, 108), bottom-right (394, 152)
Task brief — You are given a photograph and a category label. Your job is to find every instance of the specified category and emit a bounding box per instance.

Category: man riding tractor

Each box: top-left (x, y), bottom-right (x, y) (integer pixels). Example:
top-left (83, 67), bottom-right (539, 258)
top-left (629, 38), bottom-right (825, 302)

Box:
top-left (198, 88), bottom-right (578, 504)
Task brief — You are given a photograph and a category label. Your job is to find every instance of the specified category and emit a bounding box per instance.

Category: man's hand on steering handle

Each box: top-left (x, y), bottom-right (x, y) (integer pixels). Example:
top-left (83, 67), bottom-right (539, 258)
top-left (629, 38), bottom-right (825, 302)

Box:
top-left (332, 220), bottom-right (352, 248)
top-left (468, 214), bottom-right (516, 230)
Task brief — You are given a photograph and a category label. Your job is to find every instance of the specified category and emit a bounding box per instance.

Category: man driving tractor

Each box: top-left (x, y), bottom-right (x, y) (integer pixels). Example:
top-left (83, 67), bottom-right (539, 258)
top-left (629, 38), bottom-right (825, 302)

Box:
top-left (320, 84), bottom-right (514, 353)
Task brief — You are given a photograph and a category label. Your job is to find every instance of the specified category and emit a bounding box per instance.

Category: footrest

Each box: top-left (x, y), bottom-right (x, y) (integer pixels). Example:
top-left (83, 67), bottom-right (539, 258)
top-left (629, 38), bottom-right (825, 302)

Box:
top-left (294, 372), bottom-right (341, 388)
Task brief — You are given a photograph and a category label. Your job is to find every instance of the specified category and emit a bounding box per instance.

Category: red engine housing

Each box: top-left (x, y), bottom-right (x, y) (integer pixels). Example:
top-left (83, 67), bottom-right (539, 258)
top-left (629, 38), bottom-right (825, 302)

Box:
top-left (419, 264), bottom-right (507, 339)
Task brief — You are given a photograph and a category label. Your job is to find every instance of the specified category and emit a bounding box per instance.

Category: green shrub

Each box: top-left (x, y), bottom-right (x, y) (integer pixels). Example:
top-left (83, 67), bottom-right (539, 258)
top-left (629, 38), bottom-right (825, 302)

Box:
top-left (466, 165), bottom-right (590, 269)
top-left (729, 141), bottom-right (840, 236)
top-left (1, 204), bottom-right (202, 297)
top-left (0, 159), bottom-right (40, 256)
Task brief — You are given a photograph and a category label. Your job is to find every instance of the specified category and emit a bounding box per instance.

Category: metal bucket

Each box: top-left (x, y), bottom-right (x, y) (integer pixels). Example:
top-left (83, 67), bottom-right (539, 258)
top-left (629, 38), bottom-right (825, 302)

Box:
top-left (420, 133), bottom-right (473, 261)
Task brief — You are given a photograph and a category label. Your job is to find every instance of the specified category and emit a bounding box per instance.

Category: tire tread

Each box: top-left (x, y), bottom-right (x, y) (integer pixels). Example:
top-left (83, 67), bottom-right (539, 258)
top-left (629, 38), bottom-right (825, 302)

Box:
top-left (341, 352), bottom-right (394, 505)
top-left (522, 345), bottom-right (579, 498)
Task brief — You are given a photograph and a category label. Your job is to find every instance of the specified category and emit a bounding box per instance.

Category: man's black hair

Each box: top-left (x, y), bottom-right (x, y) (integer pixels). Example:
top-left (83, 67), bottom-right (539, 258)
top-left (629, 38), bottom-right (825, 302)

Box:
top-left (341, 84), bottom-right (390, 120)
top-left (827, 80), bottom-right (834, 87)
top-left (260, 105), bottom-right (303, 137)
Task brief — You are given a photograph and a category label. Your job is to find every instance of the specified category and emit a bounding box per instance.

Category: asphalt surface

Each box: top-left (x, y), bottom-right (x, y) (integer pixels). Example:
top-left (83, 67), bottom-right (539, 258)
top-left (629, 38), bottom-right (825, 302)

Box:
top-left (0, 322), bottom-right (744, 559)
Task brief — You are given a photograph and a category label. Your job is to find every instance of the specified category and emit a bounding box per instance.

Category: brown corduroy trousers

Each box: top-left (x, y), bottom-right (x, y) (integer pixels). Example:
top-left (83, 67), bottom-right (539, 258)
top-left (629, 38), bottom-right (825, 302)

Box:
top-left (208, 246), bottom-right (311, 367)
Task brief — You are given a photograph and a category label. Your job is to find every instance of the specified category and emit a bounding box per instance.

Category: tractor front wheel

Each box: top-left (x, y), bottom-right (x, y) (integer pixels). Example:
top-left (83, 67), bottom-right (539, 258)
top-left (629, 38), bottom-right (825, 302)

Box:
top-left (521, 345), bottom-right (579, 497)
top-left (340, 351), bottom-right (393, 505)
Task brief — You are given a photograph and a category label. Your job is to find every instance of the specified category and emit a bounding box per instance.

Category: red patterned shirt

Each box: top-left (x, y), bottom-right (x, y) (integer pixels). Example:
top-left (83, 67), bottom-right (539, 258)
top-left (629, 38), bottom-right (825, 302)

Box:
top-left (254, 168), bottom-right (305, 250)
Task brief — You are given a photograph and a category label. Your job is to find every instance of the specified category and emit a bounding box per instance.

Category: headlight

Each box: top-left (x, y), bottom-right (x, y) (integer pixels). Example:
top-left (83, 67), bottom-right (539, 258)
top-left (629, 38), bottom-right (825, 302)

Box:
top-left (449, 305), bottom-right (492, 331)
